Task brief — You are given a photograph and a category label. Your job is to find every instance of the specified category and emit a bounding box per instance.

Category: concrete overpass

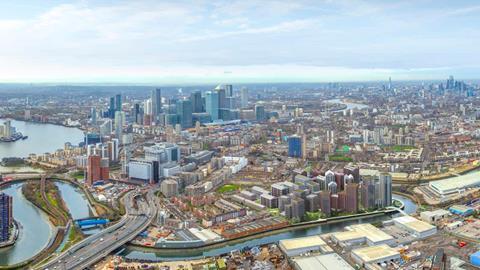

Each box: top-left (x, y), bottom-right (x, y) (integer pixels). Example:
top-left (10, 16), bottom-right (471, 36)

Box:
top-left (38, 190), bottom-right (156, 270)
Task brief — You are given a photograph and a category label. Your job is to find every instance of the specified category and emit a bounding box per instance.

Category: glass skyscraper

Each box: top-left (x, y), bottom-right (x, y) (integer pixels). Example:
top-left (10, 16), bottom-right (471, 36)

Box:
top-left (205, 91), bottom-right (219, 121)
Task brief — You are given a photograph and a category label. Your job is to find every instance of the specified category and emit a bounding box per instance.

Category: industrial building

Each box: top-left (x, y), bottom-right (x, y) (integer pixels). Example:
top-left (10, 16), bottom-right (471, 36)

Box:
top-left (291, 253), bottom-right (354, 270)
top-left (420, 209), bottom-right (450, 224)
top-left (351, 244), bottom-right (400, 266)
top-left (449, 205), bottom-right (475, 216)
top-left (392, 216), bottom-right (437, 238)
top-left (279, 235), bottom-right (333, 257)
top-left (428, 171), bottom-right (480, 196)
top-left (330, 223), bottom-right (395, 248)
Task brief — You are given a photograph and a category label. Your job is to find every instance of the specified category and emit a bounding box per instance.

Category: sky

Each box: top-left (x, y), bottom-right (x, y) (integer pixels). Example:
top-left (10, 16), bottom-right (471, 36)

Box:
top-left (0, 0), bottom-right (479, 84)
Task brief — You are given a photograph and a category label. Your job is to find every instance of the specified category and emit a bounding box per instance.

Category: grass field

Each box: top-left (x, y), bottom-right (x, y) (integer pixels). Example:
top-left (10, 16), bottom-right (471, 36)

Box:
top-left (217, 184), bottom-right (240, 193)
top-left (329, 154), bottom-right (353, 162)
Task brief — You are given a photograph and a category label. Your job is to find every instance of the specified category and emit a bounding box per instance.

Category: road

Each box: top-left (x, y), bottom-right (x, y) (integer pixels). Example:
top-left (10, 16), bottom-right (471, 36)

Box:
top-left (39, 190), bottom-right (156, 270)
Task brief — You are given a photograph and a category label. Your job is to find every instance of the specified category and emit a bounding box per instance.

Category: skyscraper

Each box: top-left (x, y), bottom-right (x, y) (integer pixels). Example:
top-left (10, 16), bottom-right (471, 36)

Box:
top-left (114, 111), bottom-right (125, 143)
top-left (379, 172), bottom-right (392, 208)
top-left (319, 191), bottom-right (331, 217)
top-left (109, 96), bottom-right (115, 118)
top-left (176, 99), bottom-right (193, 129)
top-left (240, 87), bottom-right (248, 108)
top-left (90, 107), bottom-right (97, 125)
top-left (115, 94), bottom-right (122, 112)
top-left (0, 193), bottom-right (12, 242)
top-left (288, 135), bottom-right (302, 158)
top-left (225, 84), bottom-right (233, 97)
top-left (191, 90), bottom-right (203, 113)
top-left (345, 183), bottom-right (359, 213)
top-left (361, 179), bottom-right (376, 210)
top-left (255, 104), bottom-right (266, 121)
top-left (215, 85), bottom-right (226, 109)
top-left (151, 88), bottom-right (162, 121)
top-left (205, 91), bottom-right (219, 121)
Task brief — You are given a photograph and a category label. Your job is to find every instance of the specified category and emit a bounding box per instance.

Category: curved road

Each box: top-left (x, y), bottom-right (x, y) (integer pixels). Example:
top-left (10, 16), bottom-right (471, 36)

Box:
top-left (39, 190), bottom-right (156, 270)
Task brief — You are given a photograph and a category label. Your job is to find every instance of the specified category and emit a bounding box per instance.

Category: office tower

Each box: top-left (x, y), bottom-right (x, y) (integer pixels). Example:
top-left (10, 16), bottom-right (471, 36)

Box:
top-left (99, 120), bottom-right (112, 137)
top-left (255, 104), bottom-right (266, 121)
top-left (379, 172), bottom-right (392, 207)
top-left (133, 103), bottom-right (141, 125)
top-left (151, 88), bottom-right (162, 121)
top-left (205, 91), bottom-right (219, 121)
top-left (361, 179), bottom-right (376, 209)
top-left (109, 96), bottom-right (115, 118)
top-left (0, 193), bottom-right (12, 242)
top-left (343, 166), bottom-right (360, 183)
top-left (215, 85), bottom-right (226, 109)
top-left (288, 135), bottom-right (302, 158)
top-left (240, 87), bottom-right (248, 108)
top-left (114, 111), bottom-right (125, 143)
top-left (191, 90), bottom-right (203, 113)
top-left (176, 99), bottom-right (193, 129)
top-left (90, 107), bottom-right (97, 125)
top-left (388, 77), bottom-right (392, 90)
top-left (345, 183), bottom-right (359, 213)
top-left (319, 191), bottom-right (331, 217)
top-left (225, 84), bottom-right (233, 97)
top-left (115, 94), bottom-right (122, 112)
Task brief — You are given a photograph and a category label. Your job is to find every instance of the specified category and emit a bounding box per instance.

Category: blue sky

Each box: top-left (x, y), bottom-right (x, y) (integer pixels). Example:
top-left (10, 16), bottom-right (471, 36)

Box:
top-left (0, 0), bottom-right (478, 83)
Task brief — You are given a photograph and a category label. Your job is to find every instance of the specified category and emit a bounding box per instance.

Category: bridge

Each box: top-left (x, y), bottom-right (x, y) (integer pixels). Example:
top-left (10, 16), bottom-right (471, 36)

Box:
top-left (76, 218), bottom-right (110, 228)
top-left (38, 190), bottom-right (156, 270)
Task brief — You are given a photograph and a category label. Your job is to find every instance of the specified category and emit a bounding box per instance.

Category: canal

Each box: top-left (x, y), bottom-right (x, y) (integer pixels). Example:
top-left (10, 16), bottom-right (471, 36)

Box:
top-left (0, 181), bottom-right (92, 266)
top-left (121, 194), bottom-right (418, 261)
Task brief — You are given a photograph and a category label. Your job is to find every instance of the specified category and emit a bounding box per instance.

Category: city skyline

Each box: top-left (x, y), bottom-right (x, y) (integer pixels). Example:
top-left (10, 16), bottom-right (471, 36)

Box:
top-left (0, 0), bottom-right (479, 83)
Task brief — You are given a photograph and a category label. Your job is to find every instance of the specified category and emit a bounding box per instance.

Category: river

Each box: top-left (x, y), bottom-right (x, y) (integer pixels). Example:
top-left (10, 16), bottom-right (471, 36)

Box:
top-left (0, 183), bottom-right (52, 266)
top-left (0, 119), bottom-right (84, 158)
top-left (121, 194), bottom-right (418, 261)
top-left (0, 181), bottom-right (92, 266)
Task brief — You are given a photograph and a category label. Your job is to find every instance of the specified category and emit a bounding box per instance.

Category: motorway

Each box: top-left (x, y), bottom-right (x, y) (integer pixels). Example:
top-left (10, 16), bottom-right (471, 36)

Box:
top-left (39, 190), bottom-right (156, 270)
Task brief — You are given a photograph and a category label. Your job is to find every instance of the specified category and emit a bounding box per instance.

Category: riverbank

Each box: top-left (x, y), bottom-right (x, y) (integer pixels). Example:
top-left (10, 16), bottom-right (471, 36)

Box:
top-left (0, 221), bottom-right (20, 249)
top-left (127, 209), bottom-right (396, 254)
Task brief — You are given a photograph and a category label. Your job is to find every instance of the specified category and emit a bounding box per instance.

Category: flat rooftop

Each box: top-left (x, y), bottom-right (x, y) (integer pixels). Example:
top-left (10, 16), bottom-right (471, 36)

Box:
top-left (292, 253), bottom-right (354, 270)
top-left (333, 223), bottom-right (394, 244)
top-left (279, 235), bottom-right (331, 251)
top-left (393, 216), bottom-right (436, 233)
top-left (352, 244), bottom-right (399, 263)
top-left (429, 171), bottom-right (480, 194)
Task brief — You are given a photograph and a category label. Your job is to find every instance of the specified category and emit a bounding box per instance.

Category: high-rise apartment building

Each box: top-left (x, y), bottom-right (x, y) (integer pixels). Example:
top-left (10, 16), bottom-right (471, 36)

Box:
top-left (0, 193), bottom-right (12, 242)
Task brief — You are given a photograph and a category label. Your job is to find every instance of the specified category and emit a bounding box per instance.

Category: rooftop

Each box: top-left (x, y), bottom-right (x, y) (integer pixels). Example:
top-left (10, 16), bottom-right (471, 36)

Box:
top-left (279, 235), bottom-right (331, 252)
top-left (393, 216), bottom-right (436, 233)
top-left (292, 253), bottom-right (354, 270)
top-left (352, 244), bottom-right (400, 262)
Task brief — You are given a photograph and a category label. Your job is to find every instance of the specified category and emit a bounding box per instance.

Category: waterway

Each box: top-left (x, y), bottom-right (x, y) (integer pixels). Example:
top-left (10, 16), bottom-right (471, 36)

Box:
top-left (0, 119), bottom-right (84, 158)
top-left (121, 194), bottom-right (417, 262)
top-left (0, 183), bottom-right (52, 266)
top-left (327, 98), bottom-right (369, 111)
top-left (0, 181), bottom-right (92, 266)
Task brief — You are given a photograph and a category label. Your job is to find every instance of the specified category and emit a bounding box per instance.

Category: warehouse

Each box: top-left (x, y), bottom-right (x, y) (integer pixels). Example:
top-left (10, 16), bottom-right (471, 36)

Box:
top-left (420, 209), bottom-right (450, 224)
top-left (292, 253), bottom-right (354, 270)
top-left (392, 216), bottom-right (437, 238)
top-left (429, 171), bottom-right (480, 196)
top-left (279, 235), bottom-right (333, 257)
top-left (330, 224), bottom-right (395, 248)
top-left (351, 244), bottom-right (400, 266)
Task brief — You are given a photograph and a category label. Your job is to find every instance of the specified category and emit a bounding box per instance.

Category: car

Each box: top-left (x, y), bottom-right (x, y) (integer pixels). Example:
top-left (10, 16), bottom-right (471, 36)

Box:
top-left (100, 238), bottom-right (104, 241)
